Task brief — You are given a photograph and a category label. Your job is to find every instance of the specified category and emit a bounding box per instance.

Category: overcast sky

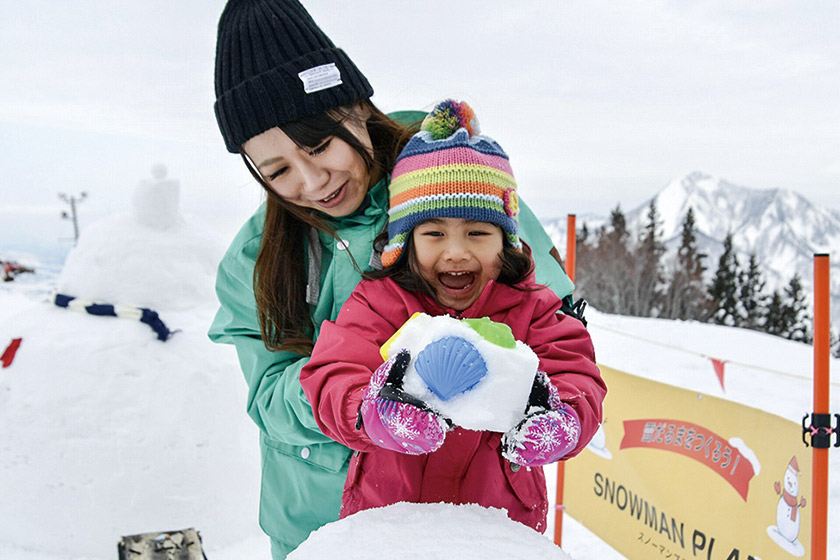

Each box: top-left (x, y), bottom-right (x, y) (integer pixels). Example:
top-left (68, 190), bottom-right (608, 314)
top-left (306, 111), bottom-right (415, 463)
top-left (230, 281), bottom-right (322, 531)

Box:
top-left (1, 1), bottom-right (838, 248)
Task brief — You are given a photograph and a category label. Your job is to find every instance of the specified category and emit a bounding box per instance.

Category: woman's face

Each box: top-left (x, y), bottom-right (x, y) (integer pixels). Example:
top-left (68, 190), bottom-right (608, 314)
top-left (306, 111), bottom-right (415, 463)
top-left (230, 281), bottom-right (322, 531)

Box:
top-left (243, 116), bottom-right (373, 218)
top-left (412, 218), bottom-right (504, 312)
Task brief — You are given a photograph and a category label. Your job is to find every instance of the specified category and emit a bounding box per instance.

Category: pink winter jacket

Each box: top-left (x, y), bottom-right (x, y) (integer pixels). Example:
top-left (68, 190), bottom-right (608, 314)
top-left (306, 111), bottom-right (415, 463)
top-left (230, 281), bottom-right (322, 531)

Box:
top-left (300, 275), bottom-right (605, 533)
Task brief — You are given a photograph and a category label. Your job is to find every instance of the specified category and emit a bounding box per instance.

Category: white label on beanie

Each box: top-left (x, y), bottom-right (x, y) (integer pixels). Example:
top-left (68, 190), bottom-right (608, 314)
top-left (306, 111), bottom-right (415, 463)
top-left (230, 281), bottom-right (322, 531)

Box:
top-left (298, 63), bottom-right (343, 94)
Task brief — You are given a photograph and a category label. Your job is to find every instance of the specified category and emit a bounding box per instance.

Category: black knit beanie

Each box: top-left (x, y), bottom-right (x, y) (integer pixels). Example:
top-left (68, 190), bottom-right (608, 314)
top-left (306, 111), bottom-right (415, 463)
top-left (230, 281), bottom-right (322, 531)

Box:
top-left (214, 0), bottom-right (374, 153)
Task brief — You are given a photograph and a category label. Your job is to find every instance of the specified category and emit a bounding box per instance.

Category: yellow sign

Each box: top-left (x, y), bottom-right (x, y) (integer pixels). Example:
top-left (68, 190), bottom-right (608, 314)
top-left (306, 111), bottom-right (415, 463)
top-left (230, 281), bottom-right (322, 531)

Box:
top-left (565, 366), bottom-right (811, 560)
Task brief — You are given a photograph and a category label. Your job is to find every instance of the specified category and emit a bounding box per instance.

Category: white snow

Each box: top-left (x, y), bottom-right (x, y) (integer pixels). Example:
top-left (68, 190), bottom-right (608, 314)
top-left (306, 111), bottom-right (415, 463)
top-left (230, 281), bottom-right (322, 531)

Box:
top-left (387, 313), bottom-right (539, 432)
top-left (57, 166), bottom-right (223, 311)
top-left (288, 503), bottom-right (572, 560)
top-left (0, 173), bottom-right (263, 559)
top-left (1, 173), bottom-right (837, 559)
top-left (729, 437), bottom-right (762, 477)
top-left (131, 164), bottom-right (181, 230)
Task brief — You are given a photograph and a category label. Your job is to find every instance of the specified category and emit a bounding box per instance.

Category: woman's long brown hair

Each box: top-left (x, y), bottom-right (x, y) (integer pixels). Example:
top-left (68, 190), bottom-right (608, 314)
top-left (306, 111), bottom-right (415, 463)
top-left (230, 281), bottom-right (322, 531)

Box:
top-left (242, 101), bottom-right (419, 355)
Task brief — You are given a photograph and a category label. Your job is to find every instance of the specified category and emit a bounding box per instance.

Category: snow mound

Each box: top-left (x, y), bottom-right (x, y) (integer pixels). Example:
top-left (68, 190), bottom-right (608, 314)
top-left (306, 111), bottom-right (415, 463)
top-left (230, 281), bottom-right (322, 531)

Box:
top-left (56, 214), bottom-right (225, 312)
top-left (288, 502), bottom-right (572, 560)
top-left (57, 166), bottom-right (226, 312)
top-left (0, 283), bottom-right (261, 559)
top-left (0, 167), bottom-right (261, 558)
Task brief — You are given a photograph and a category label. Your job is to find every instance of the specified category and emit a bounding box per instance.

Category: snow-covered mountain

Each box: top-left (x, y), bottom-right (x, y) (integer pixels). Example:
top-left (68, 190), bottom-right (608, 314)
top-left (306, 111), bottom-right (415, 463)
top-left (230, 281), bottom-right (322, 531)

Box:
top-left (543, 171), bottom-right (840, 323)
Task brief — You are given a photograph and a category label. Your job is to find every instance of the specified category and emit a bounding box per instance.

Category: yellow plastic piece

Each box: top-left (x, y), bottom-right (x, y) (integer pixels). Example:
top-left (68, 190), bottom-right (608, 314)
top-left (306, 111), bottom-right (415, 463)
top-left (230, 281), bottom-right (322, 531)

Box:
top-left (380, 312), bottom-right (424, 360)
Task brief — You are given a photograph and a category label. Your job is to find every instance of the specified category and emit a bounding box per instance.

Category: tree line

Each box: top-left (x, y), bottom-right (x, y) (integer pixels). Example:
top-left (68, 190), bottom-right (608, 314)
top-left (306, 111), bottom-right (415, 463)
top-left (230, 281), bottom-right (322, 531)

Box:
top-left (573, 202), bottom-right (840, 357)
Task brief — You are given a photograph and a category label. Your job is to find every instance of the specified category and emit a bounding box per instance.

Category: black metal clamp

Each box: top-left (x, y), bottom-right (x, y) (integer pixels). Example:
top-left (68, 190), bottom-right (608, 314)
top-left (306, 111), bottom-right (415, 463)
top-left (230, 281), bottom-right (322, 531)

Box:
top-left (802, 413), bottom-right (840, 448)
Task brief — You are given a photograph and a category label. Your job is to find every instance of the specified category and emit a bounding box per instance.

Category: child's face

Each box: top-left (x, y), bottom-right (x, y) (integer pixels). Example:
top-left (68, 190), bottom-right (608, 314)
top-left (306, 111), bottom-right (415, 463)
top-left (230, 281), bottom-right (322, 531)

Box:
top-left (412, 218), bottom-right (504, 312)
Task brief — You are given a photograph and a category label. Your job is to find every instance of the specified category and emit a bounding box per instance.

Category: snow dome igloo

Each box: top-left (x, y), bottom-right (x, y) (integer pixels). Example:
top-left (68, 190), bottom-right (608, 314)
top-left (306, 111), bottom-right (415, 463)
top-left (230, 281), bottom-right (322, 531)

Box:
top-left (0, 166), bottom-right (261, 557)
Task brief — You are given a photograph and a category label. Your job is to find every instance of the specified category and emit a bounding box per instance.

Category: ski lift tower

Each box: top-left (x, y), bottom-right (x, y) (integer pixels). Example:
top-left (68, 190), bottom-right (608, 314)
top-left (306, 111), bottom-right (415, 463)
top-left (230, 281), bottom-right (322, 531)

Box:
top-left (58, 191), bottom-right (87, 243)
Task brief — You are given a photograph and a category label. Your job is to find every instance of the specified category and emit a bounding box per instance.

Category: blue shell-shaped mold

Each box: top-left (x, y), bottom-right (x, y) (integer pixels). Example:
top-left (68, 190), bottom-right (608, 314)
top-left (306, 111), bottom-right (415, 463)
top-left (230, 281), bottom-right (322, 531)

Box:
top-left (414, 336), bottom-right (488, 401)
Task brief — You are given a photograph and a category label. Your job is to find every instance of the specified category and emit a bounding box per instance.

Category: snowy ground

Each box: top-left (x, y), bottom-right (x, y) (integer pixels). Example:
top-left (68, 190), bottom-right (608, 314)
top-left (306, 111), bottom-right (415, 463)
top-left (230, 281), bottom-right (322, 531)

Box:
top-left (1, 202), bottom-right (836, 559)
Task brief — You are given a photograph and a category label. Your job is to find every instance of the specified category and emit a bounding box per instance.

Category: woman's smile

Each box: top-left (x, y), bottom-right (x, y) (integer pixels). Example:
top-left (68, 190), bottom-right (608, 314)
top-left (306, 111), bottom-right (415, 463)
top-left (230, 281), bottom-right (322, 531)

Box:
top-left (316, 182), bottom-right (348, 208)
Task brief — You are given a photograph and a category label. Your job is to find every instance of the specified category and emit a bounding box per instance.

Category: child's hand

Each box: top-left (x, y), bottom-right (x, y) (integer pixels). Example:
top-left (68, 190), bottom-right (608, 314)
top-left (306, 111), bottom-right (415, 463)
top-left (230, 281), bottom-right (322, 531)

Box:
top-left (501, 371), bottom-right (581, 467)
top-left (359, 350), bottom-right (450, 455)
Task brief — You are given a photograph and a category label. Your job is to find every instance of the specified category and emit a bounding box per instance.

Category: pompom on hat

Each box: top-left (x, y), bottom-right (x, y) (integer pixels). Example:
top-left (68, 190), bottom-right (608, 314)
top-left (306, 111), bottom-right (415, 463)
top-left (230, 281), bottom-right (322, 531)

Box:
top-left (381, 99), bottom-right (521, 268)
top-left (213, 0), bottom-right (374, 153)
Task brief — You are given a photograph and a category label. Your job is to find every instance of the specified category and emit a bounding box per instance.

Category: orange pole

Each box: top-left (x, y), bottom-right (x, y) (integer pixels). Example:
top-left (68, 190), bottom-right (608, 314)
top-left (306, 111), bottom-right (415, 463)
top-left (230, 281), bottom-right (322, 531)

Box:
top-left (811, 254), bottom-right (830, 560)
top-left (554, 214), bottom-right (577, 547)
top-left (554, 459), bottom-right (566, 546)
top-left (566, 214), bottom-right (577, 283)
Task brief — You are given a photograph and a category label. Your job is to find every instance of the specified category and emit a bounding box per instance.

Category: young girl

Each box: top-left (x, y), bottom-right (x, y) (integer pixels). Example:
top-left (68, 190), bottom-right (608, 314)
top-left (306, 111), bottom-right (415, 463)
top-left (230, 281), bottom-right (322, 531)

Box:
top-left (300, 100), bottom-right (605, 533)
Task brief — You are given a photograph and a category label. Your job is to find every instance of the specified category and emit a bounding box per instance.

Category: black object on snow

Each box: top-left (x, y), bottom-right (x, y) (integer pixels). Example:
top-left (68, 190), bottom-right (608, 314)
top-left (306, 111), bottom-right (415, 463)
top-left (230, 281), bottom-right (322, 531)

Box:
top-left (54, 293), bottom-right (179, 342)
top-left (117, 528), bottom-right (207, 560)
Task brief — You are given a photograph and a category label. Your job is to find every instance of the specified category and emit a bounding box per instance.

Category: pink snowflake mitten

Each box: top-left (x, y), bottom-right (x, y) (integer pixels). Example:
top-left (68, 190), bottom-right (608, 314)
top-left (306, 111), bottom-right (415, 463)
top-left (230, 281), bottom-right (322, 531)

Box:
top-left (501, 371), bottom-right (581, 467)
top-left (360, 350), bottom-right (449, 455)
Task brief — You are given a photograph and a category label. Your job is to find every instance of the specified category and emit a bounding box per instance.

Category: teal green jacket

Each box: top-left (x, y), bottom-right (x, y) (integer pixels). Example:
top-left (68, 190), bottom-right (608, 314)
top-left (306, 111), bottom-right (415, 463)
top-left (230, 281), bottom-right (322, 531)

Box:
top-left (208, 116), bottom-right (574, 556)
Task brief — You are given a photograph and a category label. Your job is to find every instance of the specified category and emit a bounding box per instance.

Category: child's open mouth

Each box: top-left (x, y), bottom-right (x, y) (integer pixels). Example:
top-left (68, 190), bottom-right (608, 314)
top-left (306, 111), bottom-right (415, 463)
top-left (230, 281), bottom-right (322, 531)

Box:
top-left (438, 271), bottom-right (475, 291)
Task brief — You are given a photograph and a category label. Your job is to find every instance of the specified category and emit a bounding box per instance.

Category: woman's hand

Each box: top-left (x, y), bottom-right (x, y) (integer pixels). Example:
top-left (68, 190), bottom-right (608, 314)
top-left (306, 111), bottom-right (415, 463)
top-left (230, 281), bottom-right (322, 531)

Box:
top-left (501, 371), bottom-right (581, 467)
top-left (358, 350), bottom-right (449, 455)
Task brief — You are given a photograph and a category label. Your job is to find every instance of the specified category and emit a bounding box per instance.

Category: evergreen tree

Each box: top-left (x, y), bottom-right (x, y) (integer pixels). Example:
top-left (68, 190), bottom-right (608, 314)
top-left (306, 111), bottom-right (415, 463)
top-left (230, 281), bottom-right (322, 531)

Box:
top-left (763, 290), bottom-right (789, 336)
top-left (708, 232), bottom-right (740, 326)
top-left (578, 223), bottom-right (590, 244)
top-left (663, 207), bottom-right (709, 320)
top-left (605, 205), bottom-right (629, 246)
top-left (830, 328), bottom-right (840, 359)
top-left (629, 200), bottom-right (665, 317)
top-left (762, 274), bottom-right (811, 343)
top-left (738, 253), bottom-right (766, 330)
top-left (784, 273), bottom-right (811, 343)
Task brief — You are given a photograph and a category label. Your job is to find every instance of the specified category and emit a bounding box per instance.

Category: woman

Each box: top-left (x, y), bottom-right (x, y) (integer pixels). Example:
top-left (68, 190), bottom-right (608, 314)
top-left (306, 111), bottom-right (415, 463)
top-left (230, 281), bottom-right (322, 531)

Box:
top-left (208, 1), bottom-right (575, 557)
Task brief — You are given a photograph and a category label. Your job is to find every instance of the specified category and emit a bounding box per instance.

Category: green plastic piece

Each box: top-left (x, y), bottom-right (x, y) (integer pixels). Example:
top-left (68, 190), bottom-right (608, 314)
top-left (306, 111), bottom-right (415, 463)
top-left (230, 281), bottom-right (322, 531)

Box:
top-left (462, 317), bottom-right (516, 349)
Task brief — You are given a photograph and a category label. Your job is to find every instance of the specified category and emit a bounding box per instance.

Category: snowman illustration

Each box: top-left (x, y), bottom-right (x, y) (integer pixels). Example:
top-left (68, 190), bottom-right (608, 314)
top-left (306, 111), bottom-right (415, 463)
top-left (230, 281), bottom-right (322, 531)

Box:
top-left (766, 455), bottom-right (806, 556)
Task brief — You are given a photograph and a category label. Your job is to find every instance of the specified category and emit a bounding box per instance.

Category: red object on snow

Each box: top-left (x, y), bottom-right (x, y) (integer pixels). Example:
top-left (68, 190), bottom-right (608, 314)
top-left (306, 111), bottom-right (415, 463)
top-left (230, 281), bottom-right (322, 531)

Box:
top-left (710, 358), bottom-right (727, 391)
top-left (1, 338), bottom-right (22, 368)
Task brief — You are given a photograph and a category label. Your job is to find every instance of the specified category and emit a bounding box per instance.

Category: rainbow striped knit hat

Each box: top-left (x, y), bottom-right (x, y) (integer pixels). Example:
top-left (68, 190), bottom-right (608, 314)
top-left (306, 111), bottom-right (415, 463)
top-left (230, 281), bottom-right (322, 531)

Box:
top-left (381, 99), bottom-right (520, 267)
